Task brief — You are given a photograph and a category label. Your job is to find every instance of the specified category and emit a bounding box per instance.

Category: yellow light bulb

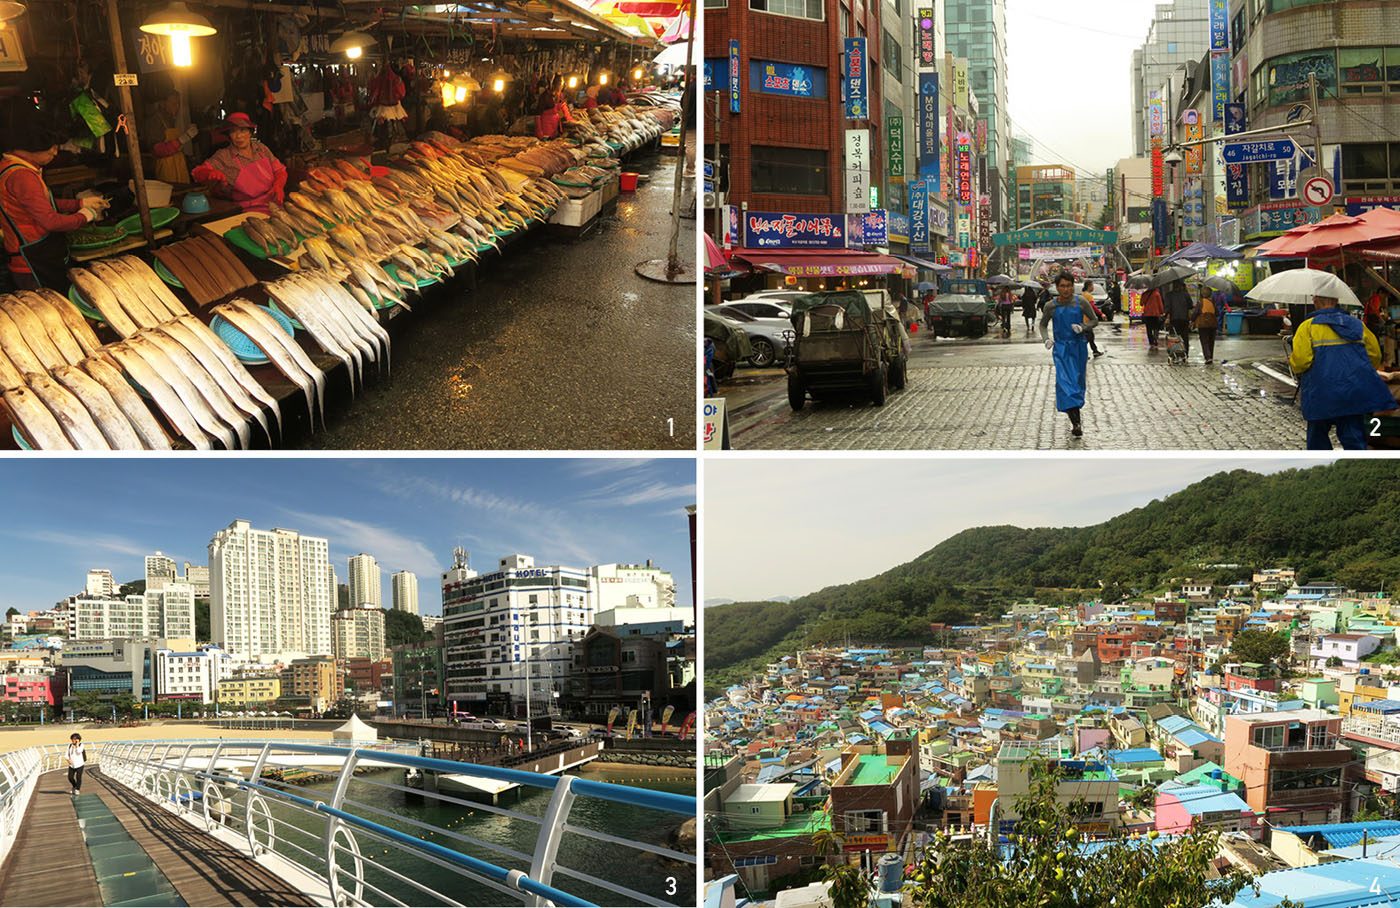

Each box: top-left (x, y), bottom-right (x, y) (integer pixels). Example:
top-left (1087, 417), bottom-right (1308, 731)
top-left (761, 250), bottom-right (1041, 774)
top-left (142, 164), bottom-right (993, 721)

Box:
top-left (493, 78), bottom-right (504, 92)
top-left (170, 32), bottom-right (191, 67)
top-left (346, 44), bottom-right (362, 59)
top-left (443, 69), bottom-right (452, 79)
top-left (600, 73), bottom-right (608, 85)
top-left (455, 85), bottom-right (466, 103)
top-left (632, 68), bottom-right (642, 80)
top-left (568, 76), bottom-right (578, 88)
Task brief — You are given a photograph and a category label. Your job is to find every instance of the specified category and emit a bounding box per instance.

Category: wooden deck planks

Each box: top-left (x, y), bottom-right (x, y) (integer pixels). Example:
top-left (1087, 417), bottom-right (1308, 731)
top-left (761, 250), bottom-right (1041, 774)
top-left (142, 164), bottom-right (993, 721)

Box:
top-left (0, 771), bottom-right (104, 907)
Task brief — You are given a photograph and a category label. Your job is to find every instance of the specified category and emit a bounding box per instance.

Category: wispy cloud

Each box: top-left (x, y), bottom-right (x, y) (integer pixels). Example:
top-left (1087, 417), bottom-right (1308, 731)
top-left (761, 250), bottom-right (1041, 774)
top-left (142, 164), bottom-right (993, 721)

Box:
top-left (574, 480), bottom-right (696, 508)
top-left (278, 509), bottom-right (442, 579)
top-left (10, 530), bottom-right (155, 560)
top-left (564, 459), bottom-right (654, 477)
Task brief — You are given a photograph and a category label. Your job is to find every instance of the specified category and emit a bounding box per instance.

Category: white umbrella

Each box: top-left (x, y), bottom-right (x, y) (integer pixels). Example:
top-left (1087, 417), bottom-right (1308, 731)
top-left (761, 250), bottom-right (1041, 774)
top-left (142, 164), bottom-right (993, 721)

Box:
top-left (652, 40), bottom-right (697, 68)
top-left (1246, 268), bottom-right (1361, 307)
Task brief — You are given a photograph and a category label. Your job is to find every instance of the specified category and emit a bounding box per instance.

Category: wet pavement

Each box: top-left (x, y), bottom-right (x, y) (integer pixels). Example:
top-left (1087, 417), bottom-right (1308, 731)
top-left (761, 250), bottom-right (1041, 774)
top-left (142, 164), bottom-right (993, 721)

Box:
top-left (303, 145), bottom-right (696, 451)
top-left (722, 321), bottom-right (1314, 450)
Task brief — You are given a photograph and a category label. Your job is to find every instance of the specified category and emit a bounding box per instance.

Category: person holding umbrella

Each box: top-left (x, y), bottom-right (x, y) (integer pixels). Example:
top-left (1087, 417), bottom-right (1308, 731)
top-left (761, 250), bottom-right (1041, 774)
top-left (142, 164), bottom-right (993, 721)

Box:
top-left (1254, 269), bottom-right (1395, 449)
top-left (1020, 282), bottom-right (1038, 335)
top-left (1163, 278), bottom-right (1195, 360)
top-left (1039, 270), bottom-right (1100, 438)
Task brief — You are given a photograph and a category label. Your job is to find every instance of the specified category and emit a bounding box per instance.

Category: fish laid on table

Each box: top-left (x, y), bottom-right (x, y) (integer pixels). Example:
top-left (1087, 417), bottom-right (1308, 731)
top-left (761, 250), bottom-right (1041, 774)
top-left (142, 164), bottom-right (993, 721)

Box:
top-left (67, 266), bottom-right (141, 337)
top-left (262, 277), bottom-right (364, 391)
top-left (49, 364), bottom-right (145, 449)
top-left (311, 276), bottom-right (391, 372)
top-left (289, 273), bottom-right (386, 371)
top-left (25, 371), bottom-right (112, 449)
top-left (2, 383), bottom-right (74, 449)
top-left (111, 256), bottom-right (188, 321)
top-left (80, 354), bottom-right (172, 450)
top-left (213, 300), bottom-right (324, 429)
top-left (141, 329), bottom-right (259, 448)
top-left (0, 297), bottom-right (68, 369)
top-left (19, 289), bottom-right (103, 357)
top-left (103, 344), bottom-right (219, 450)
top-left (126, 335), bottom-right (243, 449)
top-left (86, 260), bottom-right (162, 328)
top-left (8, 292), bottom-right (84, 363)
top-left (289, 191), bottom-right (337, 225)
top-left (164, 317), bottom-right (283, 439)
top-left (0, 346), bottom-right (24, 390)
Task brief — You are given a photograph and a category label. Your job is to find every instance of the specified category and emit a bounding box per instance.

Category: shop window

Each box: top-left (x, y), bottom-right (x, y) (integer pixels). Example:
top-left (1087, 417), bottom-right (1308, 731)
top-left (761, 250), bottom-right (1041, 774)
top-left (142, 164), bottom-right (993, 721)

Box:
top-left (1266, 50), bottom-right (1336, 107)
top-left (1266, 0), bottom-right (1330, 10)
top-left (882, 30), bottom-right (902, 83)
top-left (1387, 49), bottom-right (1400, 90)
top-left (750, 0), bottom-right (823, 21)
top-left (1342, 143), bottom-right (1390, 191)
top-left (1340, 48), bottom-right (1385, 95)
top-left (751, 145), bottom-right (829, 196)
top-left (704, 0), bottom-right (725, 7)
top-left (843, 809), bottom-right (886, 833)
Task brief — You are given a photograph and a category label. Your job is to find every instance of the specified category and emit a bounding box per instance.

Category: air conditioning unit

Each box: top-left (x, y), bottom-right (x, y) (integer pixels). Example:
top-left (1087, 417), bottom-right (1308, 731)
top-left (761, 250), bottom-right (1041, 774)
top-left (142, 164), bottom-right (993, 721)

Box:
top-left (703, 191), bottom-right (717, 208)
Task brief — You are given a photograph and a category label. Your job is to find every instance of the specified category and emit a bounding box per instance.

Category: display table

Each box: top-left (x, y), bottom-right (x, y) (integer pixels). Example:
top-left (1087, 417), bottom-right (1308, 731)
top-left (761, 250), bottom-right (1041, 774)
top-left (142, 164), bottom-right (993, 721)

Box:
top-left (70, 228), bottom-right (174, 262)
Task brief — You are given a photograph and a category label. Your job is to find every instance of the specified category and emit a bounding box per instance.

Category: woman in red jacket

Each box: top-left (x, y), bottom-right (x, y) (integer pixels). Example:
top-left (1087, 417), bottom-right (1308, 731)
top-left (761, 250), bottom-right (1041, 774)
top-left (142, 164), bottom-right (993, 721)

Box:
top-left (0, 123), bottom-right (108, 289)
top-left (190, 113), bottom-right (286, 213)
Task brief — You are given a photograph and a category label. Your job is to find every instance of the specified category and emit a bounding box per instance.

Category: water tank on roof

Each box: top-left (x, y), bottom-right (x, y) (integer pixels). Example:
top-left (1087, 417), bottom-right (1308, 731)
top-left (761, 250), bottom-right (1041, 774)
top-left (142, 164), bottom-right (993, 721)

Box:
top-left (877, 853), bottom-right (903, 893)
top-left (1362, 669), bottom-right (1371, 675)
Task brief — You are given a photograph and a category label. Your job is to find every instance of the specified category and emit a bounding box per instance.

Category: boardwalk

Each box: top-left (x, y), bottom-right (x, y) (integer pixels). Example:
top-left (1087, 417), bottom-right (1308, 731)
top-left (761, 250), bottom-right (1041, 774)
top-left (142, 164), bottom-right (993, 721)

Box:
top-left (0, 771), bottom-right (314, 907)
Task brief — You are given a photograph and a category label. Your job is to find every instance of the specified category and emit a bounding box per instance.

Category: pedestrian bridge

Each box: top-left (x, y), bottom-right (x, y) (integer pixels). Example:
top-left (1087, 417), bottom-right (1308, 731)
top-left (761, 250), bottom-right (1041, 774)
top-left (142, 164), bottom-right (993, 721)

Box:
top-left (0, 739), bottom-right (696, 907)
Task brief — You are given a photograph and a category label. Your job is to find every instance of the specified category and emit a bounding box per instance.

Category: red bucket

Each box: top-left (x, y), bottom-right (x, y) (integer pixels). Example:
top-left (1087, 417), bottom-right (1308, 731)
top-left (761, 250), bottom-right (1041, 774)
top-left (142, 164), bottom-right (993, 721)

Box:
top-left (620, 172), bottom-right (640, 191)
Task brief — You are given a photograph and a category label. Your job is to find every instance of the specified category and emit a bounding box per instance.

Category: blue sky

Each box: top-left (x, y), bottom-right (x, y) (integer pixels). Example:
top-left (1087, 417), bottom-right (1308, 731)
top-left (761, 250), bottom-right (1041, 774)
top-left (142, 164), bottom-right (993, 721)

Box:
top-left (0, 458), bottom-right (695, 615)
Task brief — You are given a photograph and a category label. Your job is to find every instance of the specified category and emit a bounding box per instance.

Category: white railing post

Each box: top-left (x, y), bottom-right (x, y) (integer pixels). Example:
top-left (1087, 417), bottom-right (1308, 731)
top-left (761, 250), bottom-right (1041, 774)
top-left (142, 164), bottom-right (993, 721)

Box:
top-left (324, 748), bottom-right (361, 906)
top-left (527, 775), bottom-right (578, 905)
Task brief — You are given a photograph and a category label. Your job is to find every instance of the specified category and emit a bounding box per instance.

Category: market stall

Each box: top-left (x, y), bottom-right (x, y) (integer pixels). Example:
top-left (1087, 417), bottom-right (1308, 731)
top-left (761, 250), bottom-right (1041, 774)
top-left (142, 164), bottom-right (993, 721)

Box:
top-left (0, 0), bottom-right (688, 449)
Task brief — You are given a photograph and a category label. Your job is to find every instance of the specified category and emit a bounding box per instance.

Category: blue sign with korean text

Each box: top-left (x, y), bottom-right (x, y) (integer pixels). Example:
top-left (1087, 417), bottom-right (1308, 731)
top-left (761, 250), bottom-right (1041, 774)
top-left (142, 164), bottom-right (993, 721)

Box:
top-left (1226, 164), bottom-right (1249, 210)
top-left (758, 61), bottom-right (814, 98)
top-left (729, 40), bottom-right (740, 113)
top-left (1152, 198), bottom-right (1169, 248)
top-left (843, 38), bottom-right (867, 119)
top-left (1211, 50), bottom-right (1231, 123)
top-left (861, 210), bottom-right (888, 246)
top-left (1209, 0), bottom-right (1228, 51)
top-left (743, 211), bottom-right (847, 249)
top-left (1222, 139), bottom-right (1296, 164)
top-left (888, 211), bottom-right (910, 243)
top-left (910, 181), bottom-right (929, 252)
top-left (1224, 103), bottom-right (1247, 136)
top-left (918, 73), bottom-right (940, 193)
top-left (1269, 157), bottom-right (1297, 201)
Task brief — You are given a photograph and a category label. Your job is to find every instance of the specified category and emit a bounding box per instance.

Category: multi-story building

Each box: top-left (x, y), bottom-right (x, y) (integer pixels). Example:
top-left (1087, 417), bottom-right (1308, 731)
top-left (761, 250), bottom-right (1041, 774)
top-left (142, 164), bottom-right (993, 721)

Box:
top-left (391, 570), bottom-right (419, 615)
top-left (145, 552), bottom-right (179, 589)
top-left (208, 519), bottom-right (333, 662)
top-left (566, 615), bottom-right (696, 721)
top-left (391, 624), bottom-right (445, 718)
top-left (85, 569), bottom-right (117, 598)
top-left (61, 638), bottom-right (157, 704)
top-left (590, 561), bottom-right (677, 611)
top-left (70, 584), bottom-right (194, 642)
top-left (341, 656), bottom-right (391, 694)
top-left (217, 674), bottom-right (281, 708)
top-left (441, 553), bottom-right (594, 717)
top-left (184, 563), bottom-right (211, 599)
top-left (156, 646), bottom-right (231, 703)
top-left (281, 655), bottom-right (339, 713)
top-left (829, 736), bottom-right (921, 854)
top-left (944, 0), bottom-right (1010, 234)
top-left (0, 654), bottom-right (57, 706)
top-left (1015, 164), bottom-right (1076, 228)
top-left (348, 553), bottom-right (382, 609)
top-left (420, 614), bottom-right (441, 634)
top-left (1223, 710), bottom-right (1351, 825)
top-left (1130, 0), bottom-right (1210, 158)
top-left (993, 738), bottom-right (1120, 832)
top-left (332, 605), bottom-right (386, 662)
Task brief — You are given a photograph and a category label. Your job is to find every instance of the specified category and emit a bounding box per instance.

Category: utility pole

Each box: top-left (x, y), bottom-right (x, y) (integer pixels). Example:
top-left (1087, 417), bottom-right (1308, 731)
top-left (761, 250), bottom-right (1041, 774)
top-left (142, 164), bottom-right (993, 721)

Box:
top-left (1308, 72), bottom-right (1324, 188)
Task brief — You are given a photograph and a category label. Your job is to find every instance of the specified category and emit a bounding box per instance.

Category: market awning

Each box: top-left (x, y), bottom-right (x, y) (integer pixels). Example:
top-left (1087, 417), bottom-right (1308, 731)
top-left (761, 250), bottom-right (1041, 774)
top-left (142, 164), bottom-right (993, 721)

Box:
top-left (730, 248), bottom-right (907, 277)
top-left (891, 253), bottom-right (953, 273)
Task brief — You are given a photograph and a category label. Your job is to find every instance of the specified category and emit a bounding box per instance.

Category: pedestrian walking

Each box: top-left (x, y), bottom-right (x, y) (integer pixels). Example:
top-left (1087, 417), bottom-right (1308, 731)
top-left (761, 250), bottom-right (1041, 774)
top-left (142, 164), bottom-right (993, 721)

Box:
top-left (66, 732), bottom-right (85, 796)
top-left (1141, 283), bottom-right (1165, 348)
top-left (1082, 281), bottom-right (1105, 358)
top-left (1163, 279), bottom-right (1194, 358)
top-left (1039, 270), bottom-right (1100, 437)
top-left (996, 286), bottom-right (1015, 337)
top-left (1106, 282), bottom-right (1122, 322)
top-left (1192, 287), bottom-right (1225, 364)
top-left (1020, 283), bottom-right (1038, 334)
top-left (1289, 293), bottom-right (1396, 449)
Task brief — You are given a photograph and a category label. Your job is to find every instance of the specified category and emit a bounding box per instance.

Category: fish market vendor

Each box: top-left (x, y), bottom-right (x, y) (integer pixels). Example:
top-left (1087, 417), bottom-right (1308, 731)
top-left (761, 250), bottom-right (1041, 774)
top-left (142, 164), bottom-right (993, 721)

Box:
top-left (0, 122), bottom-right (110, 290)
top-left (190, 113), bottom-right (286, 213)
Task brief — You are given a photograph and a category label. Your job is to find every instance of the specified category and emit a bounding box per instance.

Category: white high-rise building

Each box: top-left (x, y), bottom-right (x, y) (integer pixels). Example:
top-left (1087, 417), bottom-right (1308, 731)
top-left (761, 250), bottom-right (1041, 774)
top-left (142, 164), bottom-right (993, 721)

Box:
top-left (85, 569), bottom-right (117, 598)
top-left (348, 554), bottom-right (381, 609)
top-left (392, 571), bottom-right (419, 615)
top-left (208, 519), bottom-right (333, 662)
top-left (441, 552), bottom-right (594, 713)
top-left (590, 561), bottom-right (677, 612)
top-left (145, 552), bottom-right (179, 590)
top-left (70, 581), bottom-right (194, 641)
top-left (184, 563), bottom-right (211, 599)
top-left (157, 646), bottom-right (231, 703)
top-left (333, 605), bottom-right (386, 661)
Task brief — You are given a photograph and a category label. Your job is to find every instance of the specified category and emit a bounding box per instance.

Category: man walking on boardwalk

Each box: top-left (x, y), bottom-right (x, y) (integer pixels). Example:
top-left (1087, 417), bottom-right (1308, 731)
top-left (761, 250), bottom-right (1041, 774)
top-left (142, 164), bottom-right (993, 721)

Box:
top-left (66, 732), bottom-right (85, 796)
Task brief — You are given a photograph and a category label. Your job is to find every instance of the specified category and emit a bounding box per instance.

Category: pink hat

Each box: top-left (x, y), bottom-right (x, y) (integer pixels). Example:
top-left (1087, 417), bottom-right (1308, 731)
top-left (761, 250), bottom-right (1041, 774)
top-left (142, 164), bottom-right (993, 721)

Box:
top-left (224, 112), bottom-right (256, 131)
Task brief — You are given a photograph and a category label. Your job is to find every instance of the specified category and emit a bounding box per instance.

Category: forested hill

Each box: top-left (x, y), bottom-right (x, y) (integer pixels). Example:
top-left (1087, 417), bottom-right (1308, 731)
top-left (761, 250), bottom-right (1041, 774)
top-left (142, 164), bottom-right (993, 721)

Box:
top-left (705, 461), bottom-right (1400, 691)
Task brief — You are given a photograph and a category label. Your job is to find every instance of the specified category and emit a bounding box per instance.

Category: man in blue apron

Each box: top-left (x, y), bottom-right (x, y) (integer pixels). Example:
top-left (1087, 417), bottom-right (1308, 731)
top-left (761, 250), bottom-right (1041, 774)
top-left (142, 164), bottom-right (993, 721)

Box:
top-left (1039, 270), bottom-right (1100, 438)
top-left (1, 123), bottom-right (107, 289)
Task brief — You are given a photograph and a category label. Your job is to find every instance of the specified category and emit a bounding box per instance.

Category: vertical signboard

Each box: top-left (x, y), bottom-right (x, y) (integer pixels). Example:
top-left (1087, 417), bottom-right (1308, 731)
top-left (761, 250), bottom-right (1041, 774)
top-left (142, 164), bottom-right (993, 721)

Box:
top-left (918, 73), bottom-right (940, 192)
top-left (917, 8), bottom-right (936, 67)
top-left (888, 116), bottom-right (905, 180)
top-left (843, 38), bottom-right (867, 119)
top-left (846, 128), bottom-right (871, 214)
top-left (910, 180), bottom-right (929, 252)
top-left (954, 62), bottom-right (968, 109)
top-left (1210, 51), bottom-right (1231, 123)
top-left (1224, 102), bottom-right (1249, 210)
top-left (861, 210), bottom-right (888, 246)
top-left (1208, 0), bottom-right (1228, 51)
top-left (1186, 122), bottom-right (1204, 174)
top-left (728, 40), bottom-right (740, 113)
top-left (976, 119), bottom-right (987, 156)
top-left (1152, 198), bottom-right (1169, 248)
top-left (956, 132), bottom-right (973, 204)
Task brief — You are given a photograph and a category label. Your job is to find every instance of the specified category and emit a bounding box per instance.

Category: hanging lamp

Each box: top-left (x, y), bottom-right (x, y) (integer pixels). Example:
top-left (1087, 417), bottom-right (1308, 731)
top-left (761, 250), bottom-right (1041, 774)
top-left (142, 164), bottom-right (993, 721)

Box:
top-left (331, 30), bottom-right (376, 60)
top-left (140, 1), bottom-right (216, 68)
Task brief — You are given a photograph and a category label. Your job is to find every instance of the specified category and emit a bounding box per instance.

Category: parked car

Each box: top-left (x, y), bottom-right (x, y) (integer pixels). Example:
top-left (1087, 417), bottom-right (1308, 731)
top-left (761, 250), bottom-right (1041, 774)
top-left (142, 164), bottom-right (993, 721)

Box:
top-left (712, 303), bottom-right (795, 367)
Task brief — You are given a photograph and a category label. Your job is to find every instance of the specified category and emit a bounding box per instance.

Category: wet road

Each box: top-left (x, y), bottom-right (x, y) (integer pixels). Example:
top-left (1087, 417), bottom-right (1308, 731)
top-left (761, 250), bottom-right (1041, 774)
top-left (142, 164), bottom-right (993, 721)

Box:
top-left (722, 320), bottom-right (1313, 450)
top-left (303, 147), bottom-right (696, 451)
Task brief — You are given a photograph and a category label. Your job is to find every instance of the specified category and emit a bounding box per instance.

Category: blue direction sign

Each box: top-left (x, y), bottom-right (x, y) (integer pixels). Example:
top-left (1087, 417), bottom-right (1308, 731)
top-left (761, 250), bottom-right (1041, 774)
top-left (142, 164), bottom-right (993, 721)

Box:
top-left (1221, 139), bottom-right (1296, 164)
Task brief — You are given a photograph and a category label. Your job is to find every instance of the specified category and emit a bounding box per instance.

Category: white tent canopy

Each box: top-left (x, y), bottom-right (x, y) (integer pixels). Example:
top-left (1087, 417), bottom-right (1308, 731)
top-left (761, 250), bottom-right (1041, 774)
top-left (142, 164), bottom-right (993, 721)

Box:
top-left (332, 713), bottom-right (380, 742)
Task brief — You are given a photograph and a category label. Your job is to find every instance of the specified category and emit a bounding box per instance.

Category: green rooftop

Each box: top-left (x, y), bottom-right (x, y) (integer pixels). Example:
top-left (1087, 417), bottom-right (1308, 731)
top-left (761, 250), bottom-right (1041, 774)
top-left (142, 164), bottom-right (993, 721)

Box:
top-left (843, 754), bottom-right (903, 786)
top-left (710, 809), bottom-right (832, 844)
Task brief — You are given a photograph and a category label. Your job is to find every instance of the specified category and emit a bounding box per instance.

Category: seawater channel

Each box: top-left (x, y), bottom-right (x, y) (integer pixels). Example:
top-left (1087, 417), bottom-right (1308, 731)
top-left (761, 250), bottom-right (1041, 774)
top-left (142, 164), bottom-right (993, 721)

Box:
top-left (253, 764), bottom-right (695, 906)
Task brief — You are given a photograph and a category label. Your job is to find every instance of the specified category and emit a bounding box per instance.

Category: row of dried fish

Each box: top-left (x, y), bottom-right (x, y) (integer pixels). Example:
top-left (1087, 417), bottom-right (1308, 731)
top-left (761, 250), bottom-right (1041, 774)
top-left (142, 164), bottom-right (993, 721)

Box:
top-left (152, 234), bottom-right (257, 307)
top-left (67, 256), bottom-right (190, 338)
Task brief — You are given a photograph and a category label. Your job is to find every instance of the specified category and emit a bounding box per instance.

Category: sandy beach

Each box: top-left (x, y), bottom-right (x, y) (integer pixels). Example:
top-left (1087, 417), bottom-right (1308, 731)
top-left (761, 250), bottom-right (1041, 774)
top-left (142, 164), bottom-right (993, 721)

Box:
top-left (0, 721), bottom-right (335, 754)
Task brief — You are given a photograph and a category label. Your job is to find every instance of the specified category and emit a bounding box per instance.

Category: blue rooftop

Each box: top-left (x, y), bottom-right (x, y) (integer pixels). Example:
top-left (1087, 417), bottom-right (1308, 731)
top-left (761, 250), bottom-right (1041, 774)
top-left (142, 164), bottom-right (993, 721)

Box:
top-left (1103, 747), bottom-right (1162, 764)
top-left (1176, 729), bottom-right (1221, 747)
top-left (1221, 857), bottom-right (1400, 907)
top-left (1159, 784), bottom-right (1251, 817)
top-left (1276, 821), bottom-right (1400, 849)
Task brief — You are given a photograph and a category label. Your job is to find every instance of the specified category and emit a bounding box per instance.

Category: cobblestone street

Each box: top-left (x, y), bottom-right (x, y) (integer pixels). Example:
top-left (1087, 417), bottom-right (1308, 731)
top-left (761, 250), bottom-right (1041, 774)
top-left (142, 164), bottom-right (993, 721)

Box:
top-left (725, 327), bottom-right (1311, 449)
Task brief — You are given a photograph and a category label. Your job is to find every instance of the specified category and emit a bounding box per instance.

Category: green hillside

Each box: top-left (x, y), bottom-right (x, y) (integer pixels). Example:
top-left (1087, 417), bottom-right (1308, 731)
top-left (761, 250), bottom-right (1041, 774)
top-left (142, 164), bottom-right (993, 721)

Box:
top-left (705, 461), bottom-right (1400, 693)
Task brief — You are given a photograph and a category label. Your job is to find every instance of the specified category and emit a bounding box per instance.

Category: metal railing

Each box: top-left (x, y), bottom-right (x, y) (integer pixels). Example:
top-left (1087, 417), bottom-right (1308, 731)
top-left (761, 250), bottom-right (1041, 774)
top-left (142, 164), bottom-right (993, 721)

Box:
top-left (0, 739), bottom-right (696, 907)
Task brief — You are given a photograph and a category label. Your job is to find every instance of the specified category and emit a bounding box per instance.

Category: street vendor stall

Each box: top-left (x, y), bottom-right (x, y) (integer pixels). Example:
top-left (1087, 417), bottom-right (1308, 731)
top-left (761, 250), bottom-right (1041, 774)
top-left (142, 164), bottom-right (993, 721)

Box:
top-left (0, 0), bottom-right (689, 449)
